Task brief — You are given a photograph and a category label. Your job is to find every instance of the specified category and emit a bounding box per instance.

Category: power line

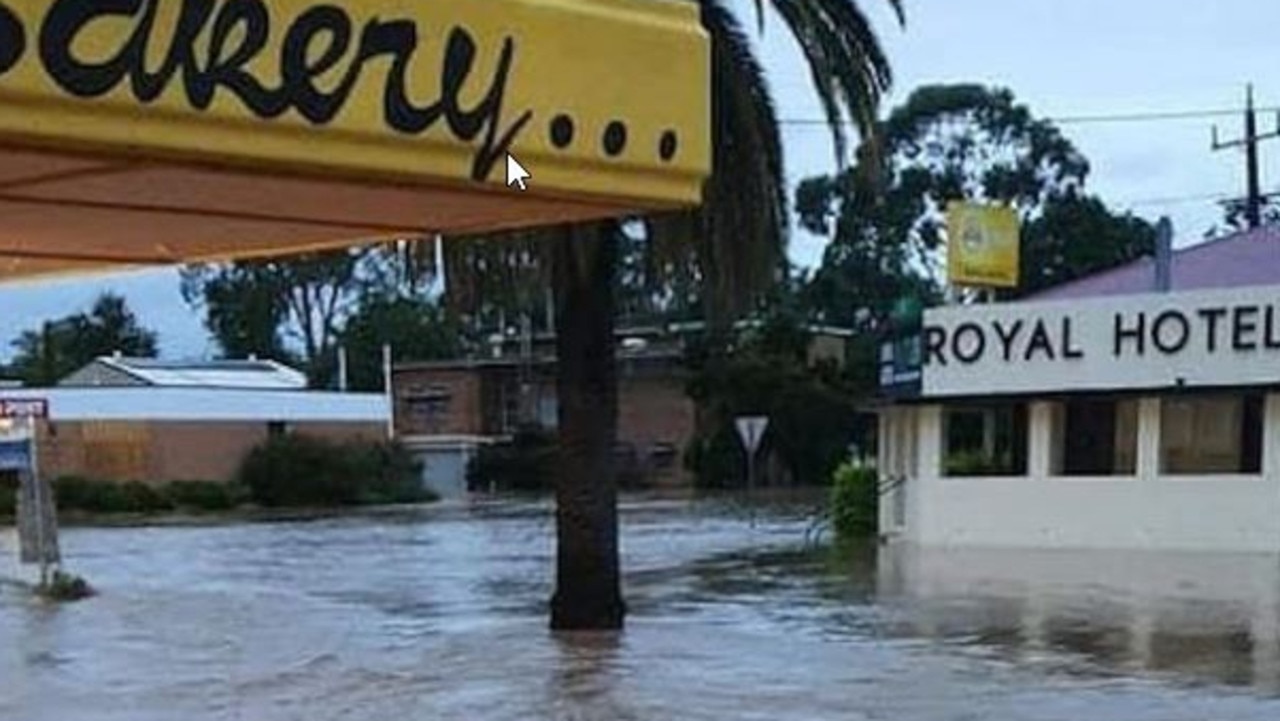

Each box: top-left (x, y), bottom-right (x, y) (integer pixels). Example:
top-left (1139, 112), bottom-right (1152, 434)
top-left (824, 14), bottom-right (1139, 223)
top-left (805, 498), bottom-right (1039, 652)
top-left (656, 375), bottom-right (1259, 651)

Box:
top-left (778, 105), bottom-right (1280, 128)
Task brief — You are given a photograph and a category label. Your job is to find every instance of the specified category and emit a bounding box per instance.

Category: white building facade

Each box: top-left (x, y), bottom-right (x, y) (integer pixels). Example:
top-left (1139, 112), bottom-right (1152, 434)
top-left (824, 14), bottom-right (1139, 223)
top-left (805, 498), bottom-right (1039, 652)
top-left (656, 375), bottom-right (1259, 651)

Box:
top-left (879, 282), bottom-right (1280, 552)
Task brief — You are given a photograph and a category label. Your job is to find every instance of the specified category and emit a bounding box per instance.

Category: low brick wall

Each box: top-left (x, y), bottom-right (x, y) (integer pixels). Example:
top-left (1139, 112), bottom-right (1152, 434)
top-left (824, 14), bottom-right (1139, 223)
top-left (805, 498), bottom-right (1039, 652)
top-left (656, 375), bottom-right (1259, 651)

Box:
top-left (34, 420), bottom-right (387, 485)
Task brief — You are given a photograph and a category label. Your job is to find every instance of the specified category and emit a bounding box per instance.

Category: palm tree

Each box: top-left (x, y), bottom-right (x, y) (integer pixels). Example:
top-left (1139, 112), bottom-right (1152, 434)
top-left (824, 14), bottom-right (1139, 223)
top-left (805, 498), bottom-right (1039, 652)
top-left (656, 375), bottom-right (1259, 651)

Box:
top-left (444, 0), bottom-right (903, 630)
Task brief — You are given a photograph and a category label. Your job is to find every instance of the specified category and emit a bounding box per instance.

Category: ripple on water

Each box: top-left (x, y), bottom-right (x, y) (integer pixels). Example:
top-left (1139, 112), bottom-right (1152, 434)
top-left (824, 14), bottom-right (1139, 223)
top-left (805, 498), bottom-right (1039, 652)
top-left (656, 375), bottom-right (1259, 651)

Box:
top-left (4, 500), bottom-right (1280, 720)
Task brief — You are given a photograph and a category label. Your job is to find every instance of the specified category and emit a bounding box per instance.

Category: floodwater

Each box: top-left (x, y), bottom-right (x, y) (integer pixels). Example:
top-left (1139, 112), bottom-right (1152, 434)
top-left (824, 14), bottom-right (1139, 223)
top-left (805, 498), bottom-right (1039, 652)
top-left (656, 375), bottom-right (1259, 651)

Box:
top-left (4, 498), bottom-right (1280, 720)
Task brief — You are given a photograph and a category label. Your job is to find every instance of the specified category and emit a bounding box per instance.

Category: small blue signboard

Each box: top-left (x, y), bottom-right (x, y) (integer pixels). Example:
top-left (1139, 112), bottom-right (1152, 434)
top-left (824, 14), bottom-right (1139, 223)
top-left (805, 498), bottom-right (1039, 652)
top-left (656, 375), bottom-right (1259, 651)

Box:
top-left (0, 439), bottom-right (31, 471)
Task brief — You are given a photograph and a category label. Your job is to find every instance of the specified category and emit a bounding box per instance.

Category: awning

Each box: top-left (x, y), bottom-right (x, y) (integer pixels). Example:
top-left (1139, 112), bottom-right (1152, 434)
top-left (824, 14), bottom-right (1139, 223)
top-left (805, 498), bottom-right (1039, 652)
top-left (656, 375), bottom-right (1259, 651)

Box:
top-left (0, 0), bottom-right (709, 281)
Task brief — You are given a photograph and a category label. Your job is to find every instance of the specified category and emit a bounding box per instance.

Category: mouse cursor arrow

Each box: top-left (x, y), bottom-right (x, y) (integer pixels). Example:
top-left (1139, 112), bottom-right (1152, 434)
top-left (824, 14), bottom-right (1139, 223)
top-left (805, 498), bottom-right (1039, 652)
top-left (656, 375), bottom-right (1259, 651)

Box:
top-left (506, 153), bottom-right (530, 191)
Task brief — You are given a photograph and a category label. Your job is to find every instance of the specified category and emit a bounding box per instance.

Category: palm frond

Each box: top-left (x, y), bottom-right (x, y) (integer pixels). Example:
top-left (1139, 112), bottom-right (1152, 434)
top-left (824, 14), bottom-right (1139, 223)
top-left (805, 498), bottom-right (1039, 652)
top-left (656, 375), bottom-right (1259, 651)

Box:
top-left (767, 0), bottom-right (899, 165)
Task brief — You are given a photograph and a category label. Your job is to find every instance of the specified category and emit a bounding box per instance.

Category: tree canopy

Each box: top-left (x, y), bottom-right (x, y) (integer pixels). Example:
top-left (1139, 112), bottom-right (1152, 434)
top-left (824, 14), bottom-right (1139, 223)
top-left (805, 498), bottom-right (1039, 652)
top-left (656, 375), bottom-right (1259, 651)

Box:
top-left (798, 83), bottom-right (1155, 326)
top-left (8, 293), bottom-right (158, 386)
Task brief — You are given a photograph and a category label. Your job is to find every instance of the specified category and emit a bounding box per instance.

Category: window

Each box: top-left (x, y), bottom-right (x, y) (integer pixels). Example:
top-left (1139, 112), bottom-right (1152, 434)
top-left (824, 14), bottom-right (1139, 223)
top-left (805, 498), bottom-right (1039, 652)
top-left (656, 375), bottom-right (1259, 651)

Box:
top-left (1160, 393), bottom-right (1263, 474)
top-left (1051, 398), bottom-right (1138, 476)
top-left (942, 403), bottom-right (1028, 477)
top-left (407, 385), bottom-right (453, 429)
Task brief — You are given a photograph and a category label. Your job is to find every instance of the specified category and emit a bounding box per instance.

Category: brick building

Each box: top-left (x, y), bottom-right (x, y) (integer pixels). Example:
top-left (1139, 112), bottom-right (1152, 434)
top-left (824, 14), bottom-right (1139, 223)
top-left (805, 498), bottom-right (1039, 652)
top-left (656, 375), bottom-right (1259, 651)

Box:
top-left (394, 349), bottom-right (695, 496)
top-left (3, 357), bottom-right (388, 485)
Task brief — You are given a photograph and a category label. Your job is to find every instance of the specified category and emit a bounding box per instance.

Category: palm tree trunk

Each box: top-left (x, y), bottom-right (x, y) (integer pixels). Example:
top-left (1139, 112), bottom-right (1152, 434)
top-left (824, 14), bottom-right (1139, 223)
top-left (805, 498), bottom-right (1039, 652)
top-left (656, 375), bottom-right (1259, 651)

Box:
top-left (549, 222), bottom-right (625, 630)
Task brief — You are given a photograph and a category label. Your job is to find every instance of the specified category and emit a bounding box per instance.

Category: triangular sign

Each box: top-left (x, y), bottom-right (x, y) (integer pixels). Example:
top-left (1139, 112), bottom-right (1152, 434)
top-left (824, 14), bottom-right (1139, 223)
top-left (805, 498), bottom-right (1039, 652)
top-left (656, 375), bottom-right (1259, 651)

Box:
top-left (735, 416), bottom-right (769, 456)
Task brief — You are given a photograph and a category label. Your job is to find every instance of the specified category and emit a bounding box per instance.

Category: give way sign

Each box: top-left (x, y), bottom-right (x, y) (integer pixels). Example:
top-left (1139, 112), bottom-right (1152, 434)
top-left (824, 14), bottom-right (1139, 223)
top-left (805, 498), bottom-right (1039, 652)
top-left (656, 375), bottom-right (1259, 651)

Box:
top-left (734, 416), bottom-right (769, 455)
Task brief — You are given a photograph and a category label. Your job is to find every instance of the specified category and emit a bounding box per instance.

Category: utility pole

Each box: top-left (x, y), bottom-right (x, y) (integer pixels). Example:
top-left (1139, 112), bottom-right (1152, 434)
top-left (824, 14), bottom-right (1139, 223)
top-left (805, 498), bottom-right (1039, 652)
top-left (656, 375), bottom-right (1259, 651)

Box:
top-left (1212, 84), bottom-right (1280, 229)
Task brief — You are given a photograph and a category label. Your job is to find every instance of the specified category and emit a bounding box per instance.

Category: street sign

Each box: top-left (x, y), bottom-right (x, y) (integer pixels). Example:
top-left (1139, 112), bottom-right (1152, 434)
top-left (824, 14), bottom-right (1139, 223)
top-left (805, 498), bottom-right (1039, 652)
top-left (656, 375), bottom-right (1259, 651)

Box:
top-left (735, 416), bottom-right (769, 455)
top-left (0, 398), bottom-right (48, 419)
top-left (0, 439), bottom-right (31, 470)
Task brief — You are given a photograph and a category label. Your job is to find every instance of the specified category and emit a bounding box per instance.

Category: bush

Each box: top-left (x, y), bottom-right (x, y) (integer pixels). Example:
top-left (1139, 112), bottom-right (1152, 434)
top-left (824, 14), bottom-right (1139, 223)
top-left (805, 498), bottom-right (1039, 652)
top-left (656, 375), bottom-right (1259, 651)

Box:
top-left (467, 427), bottom-right (558, 492)
top-left (164, 480), bottom-right (246, 512)
top-left (38, 570), bottom-right (94, 602)
top-left (943, 450), bottom-right (1014, 477)
top-left (830, 461), bottom-right (878, 539)
top-left (54, 476), bottom-right (173, 514)
top-left (0, 471), bottom-right (15, 516)
top-left (239, 435), bottom-right (430, 508)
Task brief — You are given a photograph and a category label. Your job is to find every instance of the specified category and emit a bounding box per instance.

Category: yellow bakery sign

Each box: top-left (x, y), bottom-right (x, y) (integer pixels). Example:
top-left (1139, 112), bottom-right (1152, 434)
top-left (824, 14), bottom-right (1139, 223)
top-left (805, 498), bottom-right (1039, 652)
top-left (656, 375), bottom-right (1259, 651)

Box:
top-left (0, 0), bottom-right (709, 204)
top-left (0, 0), bottom-right (710, 282)
top-left (946, 202), bottom-right (1021, 289)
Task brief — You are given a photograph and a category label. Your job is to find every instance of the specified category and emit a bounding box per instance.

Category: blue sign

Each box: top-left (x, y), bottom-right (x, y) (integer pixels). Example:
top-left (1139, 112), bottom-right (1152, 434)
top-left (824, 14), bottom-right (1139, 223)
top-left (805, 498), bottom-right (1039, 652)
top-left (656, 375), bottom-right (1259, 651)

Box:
top-left (879, 335), bottom-right (922, 398)
top-left (0, 439), bottom-right (32, 471)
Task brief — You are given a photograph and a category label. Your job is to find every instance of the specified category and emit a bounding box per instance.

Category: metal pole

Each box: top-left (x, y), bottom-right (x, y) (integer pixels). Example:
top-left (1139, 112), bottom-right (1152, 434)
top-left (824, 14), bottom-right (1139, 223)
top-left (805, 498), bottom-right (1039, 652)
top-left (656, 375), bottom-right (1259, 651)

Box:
top-left (382, 344), bottom-right (395, 440)
top-left (747, 449), bottom-right (756, 529)
top-left (27, 419), bottom-right (48, 588)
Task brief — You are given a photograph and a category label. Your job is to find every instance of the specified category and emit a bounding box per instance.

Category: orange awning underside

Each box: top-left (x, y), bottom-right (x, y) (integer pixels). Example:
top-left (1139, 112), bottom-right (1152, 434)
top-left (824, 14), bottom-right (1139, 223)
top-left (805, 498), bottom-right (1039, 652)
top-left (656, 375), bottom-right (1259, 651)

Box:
top-left (0, 146), bottom-right (651, 283)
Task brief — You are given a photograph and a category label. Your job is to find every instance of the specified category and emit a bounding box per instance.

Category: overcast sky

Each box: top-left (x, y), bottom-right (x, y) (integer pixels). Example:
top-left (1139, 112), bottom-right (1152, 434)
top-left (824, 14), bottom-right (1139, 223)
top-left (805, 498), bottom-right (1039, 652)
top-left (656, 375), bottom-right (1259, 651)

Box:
top-left (3, 0), bottom-right (1278, 361)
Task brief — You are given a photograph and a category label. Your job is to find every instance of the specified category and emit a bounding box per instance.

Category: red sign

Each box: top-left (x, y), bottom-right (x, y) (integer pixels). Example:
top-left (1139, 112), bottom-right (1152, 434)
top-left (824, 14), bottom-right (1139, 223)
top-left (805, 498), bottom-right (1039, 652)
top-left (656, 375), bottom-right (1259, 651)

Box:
top-left (0, 398), bottom-right (48, 419)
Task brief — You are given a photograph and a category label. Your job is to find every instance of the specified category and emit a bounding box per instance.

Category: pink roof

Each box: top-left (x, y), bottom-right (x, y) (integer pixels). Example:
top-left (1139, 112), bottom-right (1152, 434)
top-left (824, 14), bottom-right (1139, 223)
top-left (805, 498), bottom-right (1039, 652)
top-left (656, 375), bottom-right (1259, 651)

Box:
top-left (1027, 226), bottom-right (1280, 301)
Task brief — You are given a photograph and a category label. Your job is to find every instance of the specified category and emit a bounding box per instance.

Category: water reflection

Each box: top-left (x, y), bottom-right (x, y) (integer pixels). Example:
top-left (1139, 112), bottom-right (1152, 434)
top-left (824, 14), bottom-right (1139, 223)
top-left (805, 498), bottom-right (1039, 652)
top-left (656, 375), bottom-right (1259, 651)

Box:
top-left (871, 544), bottom-right (1280, 693)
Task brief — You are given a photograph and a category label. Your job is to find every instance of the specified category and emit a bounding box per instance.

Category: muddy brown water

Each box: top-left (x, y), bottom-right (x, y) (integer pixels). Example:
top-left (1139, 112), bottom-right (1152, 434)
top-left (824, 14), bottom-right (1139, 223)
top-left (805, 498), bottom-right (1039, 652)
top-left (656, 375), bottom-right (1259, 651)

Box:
top-left (3, 498), bottom-right (1280, 720)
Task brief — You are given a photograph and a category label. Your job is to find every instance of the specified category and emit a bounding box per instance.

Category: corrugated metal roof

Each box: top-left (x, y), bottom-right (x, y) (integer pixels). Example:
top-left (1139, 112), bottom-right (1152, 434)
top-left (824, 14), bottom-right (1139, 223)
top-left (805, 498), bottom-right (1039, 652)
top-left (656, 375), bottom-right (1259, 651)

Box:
top-left (1028, 226), bottom-right (1280, 301)
top-left (94, 356), bottom-right (308, 389)
top-left (0, 388), bottom-right (386, 422)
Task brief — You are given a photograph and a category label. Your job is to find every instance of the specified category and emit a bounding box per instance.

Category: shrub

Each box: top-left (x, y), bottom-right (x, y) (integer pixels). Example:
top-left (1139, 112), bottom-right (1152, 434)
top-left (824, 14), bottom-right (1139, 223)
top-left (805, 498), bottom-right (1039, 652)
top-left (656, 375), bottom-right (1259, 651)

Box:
top-left (164, 480), bottom-right (246, 512)
top-left (830, 461), bottom-right (878, 539)
top-left (943, 450), bottom-right (1014, 477)
top-left (54, 476), bottom-right (173, 514)
top-left (239, 435), bottom-right (430, 507)
top-left (467, 427), bottom-right (558, 492)
top-left (118, 481), bottom-right (173, 513)
top-left (38, 570), bottom-right (94, 602)
top-left (0, 471), bottom-right (15, 516)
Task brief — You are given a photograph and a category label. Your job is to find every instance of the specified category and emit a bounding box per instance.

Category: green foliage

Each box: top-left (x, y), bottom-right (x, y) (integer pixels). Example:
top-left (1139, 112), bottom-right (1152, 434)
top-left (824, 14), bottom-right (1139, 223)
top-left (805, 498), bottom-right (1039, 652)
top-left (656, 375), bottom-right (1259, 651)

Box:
top-left (830, 461), bottom-right (878, 539)
top-left (9, 293), bottom-right (158, 386)
top-left (1016, 194), bottom-right (1155, 298)
top-left (468, 427), bottom-right (559, 492)
top-left (685, 311), bottom-right (865, 489)
top-left (239, 434), bottom-right (432, 507)
top-left (38, 570), bottom-right (95, 602)
top-left (0, 473), bottom-right (14, 516)
top-left (797, 83), bottom-right (1154, 325)
top-left (181, 250), bottom-right (367, 387)
top-left (943, 449), bottom-right (1015, 477)
top-left (339, 295), bottom-right (462, 392)
top-left (54, 476), bottom-right (173, 514)
top-left (165, 480), bottom-right (247, 512)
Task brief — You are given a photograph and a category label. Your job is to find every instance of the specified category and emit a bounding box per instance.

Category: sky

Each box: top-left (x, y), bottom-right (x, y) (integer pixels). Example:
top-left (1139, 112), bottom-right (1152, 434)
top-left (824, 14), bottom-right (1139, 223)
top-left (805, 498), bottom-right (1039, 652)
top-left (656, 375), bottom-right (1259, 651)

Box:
top-left (3, 0), bottom-right (1280, 361)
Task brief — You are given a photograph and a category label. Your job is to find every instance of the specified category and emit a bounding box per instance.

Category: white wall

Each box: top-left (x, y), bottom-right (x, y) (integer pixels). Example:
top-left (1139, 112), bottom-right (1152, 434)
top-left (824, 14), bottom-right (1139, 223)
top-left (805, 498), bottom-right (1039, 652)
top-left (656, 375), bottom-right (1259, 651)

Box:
top-left (890, 394), bottom-right (1280, 552)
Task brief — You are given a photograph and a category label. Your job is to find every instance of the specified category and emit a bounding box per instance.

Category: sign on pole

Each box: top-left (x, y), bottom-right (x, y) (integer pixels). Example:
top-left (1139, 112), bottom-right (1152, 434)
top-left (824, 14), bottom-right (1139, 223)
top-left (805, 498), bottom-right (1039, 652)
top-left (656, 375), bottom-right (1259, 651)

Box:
top-left (946, 202), bottom-right (1020, 289)
top-left (0, 398), bottom-right (47, 419)
top-left (0, 397), bottom-right (59, 575)
top-left (734, 416), bottom-right (768, 528)
top-left (735, 416), bottom-right (769, 456)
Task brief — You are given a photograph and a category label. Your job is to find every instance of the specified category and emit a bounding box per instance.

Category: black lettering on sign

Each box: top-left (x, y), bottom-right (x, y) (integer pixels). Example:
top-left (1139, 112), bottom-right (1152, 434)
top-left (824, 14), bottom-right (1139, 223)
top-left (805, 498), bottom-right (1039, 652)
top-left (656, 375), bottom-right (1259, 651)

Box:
top-left (922, 326), bottom-right (947, 366)
top-left (1266, 305), bottom-right (1280, 350)
top-left (1232, 305), bottom-right (1260, 351)
top-left (1198, 307), bottom-right (1227, 352)
top-left (952, 322), bottom-right (986, 364)
top-left (1062, 317), bottom-right (1084, 359)
top-left (281, 5), bottom-right (363, 123)
top-left (0, 2), bottom-right (24, 74)
top-left (37, 0), bottom-right (534, 182)
top-left (992, 319), bottom-right (1023, 362)
top-left (1114, 312), bottom-right (1145, 357)
top-left (1024, 319), bottom-right (1055, 361)
top-left (1152, 310), bottom-right (1189, 354)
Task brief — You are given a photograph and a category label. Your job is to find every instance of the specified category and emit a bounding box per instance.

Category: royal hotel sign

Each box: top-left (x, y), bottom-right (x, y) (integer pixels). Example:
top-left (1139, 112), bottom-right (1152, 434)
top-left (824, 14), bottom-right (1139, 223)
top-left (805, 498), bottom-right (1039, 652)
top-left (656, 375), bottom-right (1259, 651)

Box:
top-left (906, 285), bottom-right (1280, 398)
